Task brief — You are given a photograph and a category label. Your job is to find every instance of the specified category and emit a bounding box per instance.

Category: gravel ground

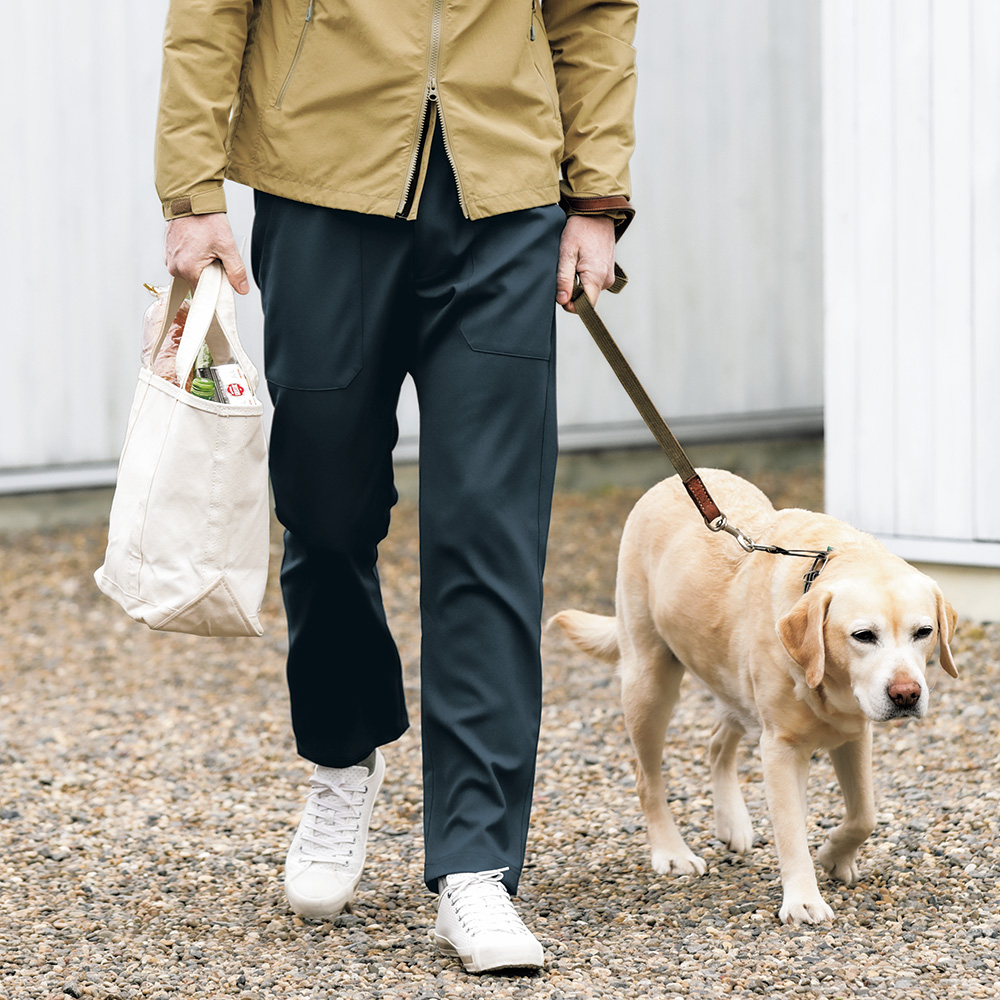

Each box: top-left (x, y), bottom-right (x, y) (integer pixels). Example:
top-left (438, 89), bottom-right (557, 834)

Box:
top-left (1, 455), bottom-right (998, 999)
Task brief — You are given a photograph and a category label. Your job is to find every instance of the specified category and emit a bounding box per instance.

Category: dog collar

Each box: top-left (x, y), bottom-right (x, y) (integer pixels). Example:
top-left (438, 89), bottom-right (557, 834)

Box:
top-left (802, 548), bottom-right (833, 593)
top-left (739, 541), bottom-right (832, 593)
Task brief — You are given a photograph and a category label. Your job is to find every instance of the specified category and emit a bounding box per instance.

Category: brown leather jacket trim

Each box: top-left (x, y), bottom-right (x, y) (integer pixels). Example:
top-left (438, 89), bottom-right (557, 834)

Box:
top-left (560, 194), bottom-right (635, 239)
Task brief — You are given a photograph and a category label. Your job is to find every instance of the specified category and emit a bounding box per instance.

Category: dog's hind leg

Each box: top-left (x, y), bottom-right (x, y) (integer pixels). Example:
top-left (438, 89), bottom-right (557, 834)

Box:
top-left (817, 729), bottom-right (875, 886)
top-left (621, 638), bottom-right (707, 876)
top-left (709, 715), bottom-right (754, 853)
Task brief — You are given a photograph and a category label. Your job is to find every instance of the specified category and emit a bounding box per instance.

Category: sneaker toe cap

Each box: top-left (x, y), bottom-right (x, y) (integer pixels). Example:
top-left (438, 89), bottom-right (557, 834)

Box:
top-left (285, 864), bottom-right (358, 918)
top-left (471, 934), bottom-right (544, 973)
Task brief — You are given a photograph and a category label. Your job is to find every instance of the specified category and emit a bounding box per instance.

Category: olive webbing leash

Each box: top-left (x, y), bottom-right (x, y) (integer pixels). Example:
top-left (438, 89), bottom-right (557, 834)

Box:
top-left (571, 266), bottom-right (831, 593)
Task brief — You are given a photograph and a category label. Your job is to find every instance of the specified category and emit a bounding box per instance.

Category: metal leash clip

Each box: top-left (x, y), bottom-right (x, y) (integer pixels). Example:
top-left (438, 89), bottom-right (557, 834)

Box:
top-left (707, 514), bottom-right (756, 552)
top-left (709, 516), bottom-right (833, 592)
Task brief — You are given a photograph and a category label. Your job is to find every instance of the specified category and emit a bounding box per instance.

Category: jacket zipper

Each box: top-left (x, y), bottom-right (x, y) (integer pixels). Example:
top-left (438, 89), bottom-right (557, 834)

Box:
top-left (274, 0), bottom-right (315, 110)
top-left (395, 0), bottom-right (467, 218)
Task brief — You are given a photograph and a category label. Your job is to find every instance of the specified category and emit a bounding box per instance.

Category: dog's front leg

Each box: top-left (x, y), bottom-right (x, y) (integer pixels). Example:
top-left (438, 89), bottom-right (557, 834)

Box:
top-left (817, 729), bottom-right (875, 886)
top-left (759, 731), bottom-right (834, 924)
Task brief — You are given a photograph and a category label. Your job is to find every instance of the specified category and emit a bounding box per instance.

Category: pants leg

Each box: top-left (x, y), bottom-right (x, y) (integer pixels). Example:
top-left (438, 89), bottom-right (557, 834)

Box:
top-left (253, 129), bottom-right (565, 888)
top-left (252, 191), bottom-right (416, 768)
top-left (413, 131), bottom-right (565, 894)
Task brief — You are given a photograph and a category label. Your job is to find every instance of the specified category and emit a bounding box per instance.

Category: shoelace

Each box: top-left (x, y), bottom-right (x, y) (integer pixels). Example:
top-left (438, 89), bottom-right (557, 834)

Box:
top-left (444, 868), bottom-right (531, 937)
top-left (297, 770), bottom-right (369, 864)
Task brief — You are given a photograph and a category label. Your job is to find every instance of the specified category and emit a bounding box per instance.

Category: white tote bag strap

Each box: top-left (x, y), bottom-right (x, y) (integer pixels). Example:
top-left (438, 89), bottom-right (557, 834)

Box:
top-left (170, 261), bottom-right (261, 392)
top-left (174, 261), bottom-right (222, 387)
top-left (146, 276), bottom-right (193, 367)
top-left (211, 267), bottom-right (261, 393)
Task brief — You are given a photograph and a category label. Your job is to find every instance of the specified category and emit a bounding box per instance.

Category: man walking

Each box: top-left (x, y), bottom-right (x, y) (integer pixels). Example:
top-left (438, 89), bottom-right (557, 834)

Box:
top-left (156, 0), bottom-right (637, 974)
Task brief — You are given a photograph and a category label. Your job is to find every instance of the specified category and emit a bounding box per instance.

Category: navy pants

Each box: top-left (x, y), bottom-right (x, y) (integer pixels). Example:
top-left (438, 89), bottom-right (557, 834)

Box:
top-left (251, 129), bottom-right (565, 894)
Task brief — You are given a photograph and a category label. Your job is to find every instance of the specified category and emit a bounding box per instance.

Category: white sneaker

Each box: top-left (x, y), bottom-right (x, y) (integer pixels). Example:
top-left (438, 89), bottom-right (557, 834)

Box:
top-left (433, 868), bottom-right (544, 973)
top-left (283, 749), bottom-right (385, 918)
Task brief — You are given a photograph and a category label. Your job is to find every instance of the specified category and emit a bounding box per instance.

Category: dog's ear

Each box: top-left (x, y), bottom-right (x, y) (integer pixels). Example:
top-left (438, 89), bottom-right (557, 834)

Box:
top-left (935, 588), bottom-right (959, 678)
top-left (776, 588), bottom-right (833, 689)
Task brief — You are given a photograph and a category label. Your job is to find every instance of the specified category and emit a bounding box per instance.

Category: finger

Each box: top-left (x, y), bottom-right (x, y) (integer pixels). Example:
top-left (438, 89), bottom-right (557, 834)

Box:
top-left (166, 251), bottom-right (203, 289)
top-left (555, 242), bottom-right (579, 308)
top-left (164, 229), bottom-right (205, 287)
top-left (579, 272), bottom-right (603, 309)
top-left (218, 245), bottom-right (250, 295)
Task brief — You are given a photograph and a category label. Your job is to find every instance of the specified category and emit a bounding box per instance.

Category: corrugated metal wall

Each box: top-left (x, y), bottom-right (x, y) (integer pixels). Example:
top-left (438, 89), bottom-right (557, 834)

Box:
top-left (0, 1), bottom-right (823, 493)
top-left (823, 0), bottom-right (1000, 568)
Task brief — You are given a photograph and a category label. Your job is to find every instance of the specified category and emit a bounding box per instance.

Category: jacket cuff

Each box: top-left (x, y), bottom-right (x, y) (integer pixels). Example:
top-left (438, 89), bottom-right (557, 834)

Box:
top-left (560, 195), bottom-right (636, 240)
top-left (162, 187), bottom-right (228, 221)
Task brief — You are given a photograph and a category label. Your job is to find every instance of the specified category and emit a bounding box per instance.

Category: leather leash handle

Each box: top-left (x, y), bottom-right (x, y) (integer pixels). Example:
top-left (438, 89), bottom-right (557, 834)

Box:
top-left (571, 266), bottom-right (724, 527)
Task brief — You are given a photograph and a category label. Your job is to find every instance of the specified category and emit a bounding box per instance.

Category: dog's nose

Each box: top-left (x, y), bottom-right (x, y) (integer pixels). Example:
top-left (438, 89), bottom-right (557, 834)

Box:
top-left (888, 680), bottom-right (921, 708)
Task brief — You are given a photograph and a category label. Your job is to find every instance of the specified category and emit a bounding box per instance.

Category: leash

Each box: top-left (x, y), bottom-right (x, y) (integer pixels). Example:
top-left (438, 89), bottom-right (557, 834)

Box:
top-left (571, 266), bottom-right (831, 593)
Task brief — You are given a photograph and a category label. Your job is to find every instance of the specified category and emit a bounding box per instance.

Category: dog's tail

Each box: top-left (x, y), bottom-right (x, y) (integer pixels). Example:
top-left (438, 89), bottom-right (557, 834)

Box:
top-left (547, 610), bottom-right (620, 663)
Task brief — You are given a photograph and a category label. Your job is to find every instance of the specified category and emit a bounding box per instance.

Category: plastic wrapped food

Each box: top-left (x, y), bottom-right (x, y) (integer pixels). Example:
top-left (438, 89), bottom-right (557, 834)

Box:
top-left (140, 284), bottom-right (192, 388)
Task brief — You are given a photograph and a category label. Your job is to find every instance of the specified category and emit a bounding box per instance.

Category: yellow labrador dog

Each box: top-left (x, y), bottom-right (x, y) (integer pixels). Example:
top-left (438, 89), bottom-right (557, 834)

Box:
top-left (550, 469), bottom-right (957, 924)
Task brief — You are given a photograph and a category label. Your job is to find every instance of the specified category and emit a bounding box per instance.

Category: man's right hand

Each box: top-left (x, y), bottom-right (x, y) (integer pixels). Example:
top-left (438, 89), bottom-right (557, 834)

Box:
top-left (165, 212), bottom-right (250, 295)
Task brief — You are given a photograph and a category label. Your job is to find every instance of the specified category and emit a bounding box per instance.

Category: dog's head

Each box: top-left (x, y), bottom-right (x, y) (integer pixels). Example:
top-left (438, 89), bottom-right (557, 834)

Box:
top-left (776, 561), bottom-right (958, 721)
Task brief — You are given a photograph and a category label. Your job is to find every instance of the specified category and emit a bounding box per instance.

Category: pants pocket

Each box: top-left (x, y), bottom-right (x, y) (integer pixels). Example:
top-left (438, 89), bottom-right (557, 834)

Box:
top-left (458, 204), bottom-right (565, 361)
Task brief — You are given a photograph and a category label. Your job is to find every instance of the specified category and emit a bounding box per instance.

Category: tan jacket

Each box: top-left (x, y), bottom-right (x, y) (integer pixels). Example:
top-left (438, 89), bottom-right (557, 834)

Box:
top-left (155, 0), bottom-right (637, 229)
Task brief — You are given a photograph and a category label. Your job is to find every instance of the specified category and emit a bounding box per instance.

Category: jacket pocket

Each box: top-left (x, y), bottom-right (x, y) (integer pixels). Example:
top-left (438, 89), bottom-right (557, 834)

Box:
top-left (529, 1), bottom-right (561, 126)
top-left (273, 0), bottom-right (315, 110)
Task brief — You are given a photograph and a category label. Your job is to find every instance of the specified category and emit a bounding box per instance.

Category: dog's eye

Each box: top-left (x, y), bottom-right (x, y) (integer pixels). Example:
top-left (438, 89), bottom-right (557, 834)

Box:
top-left (851, 629), bottom-right (878, 644)
top-left (913, 626), bottom-right (934, 640)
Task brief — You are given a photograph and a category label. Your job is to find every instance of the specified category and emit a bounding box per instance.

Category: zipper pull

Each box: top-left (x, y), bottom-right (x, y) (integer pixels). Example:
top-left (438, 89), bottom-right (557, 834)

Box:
top-left (428, 78), bottom-right (438, 102)
top-left (530, 0), bottom-right (536, 39)
top-left (306, 0), bottom-right (314, 20)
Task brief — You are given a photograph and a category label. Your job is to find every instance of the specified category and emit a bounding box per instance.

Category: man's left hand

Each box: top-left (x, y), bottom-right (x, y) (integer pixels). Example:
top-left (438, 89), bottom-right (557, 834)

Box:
top-left (555, 214), bottom-right (617, 313)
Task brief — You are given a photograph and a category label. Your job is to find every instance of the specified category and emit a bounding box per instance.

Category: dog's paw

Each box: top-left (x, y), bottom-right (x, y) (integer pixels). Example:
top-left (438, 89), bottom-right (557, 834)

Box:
top-left (715, 813), bottom-right (754, 855)
top-left (778, 897), bottom-right (835, 925)
top-left (651, 849), bottom-right (707, 876)
top-left (818, 845), bottom-right (861, 886)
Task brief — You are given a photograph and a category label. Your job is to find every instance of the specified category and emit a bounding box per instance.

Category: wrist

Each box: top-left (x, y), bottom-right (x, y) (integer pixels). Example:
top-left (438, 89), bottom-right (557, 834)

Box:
top-left (559, 194), bottom-right (635, 239)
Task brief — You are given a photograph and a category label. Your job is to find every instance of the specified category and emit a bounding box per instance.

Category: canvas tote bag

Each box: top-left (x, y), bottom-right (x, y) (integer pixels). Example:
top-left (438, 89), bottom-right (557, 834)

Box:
top-left (95, 261), bottom-right (269, 636)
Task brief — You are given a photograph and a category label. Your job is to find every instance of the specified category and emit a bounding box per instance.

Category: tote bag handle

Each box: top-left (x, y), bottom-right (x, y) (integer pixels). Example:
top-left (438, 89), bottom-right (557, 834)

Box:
top-left (147, 261), bottom-right (260, 393)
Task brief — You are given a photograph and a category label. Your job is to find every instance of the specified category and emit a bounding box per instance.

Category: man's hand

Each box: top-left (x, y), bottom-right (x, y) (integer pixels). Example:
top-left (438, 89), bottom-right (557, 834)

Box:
top-left (165, 212), bottom-right (250, 294)
top-left (555, 214), bottom-right (617, 313)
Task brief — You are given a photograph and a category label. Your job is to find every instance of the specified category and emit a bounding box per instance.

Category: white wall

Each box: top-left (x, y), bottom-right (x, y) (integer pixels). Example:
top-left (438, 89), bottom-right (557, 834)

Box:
top-left (0, 1), bottom-right (264, 493)
top-left (556, 0), bottom-right (823, 451)
top-left (0, 1), bottom-right (823, 492)
top-left (823, 0), bottom-right (1000, 570)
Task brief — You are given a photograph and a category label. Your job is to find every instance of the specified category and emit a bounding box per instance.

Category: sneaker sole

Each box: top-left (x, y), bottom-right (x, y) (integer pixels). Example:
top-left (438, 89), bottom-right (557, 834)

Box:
top-left (432, 932), bottom-right (544, 974)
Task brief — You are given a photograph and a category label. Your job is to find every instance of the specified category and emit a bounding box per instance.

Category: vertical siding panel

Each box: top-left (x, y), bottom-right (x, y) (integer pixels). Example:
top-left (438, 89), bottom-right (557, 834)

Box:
top-left (972, 0), bottom-right (1000, 542)
top-left (929, 0), bottom-right (975, 539)
top-left (853, 0), bottom-right (895, 534)
top-left (29, 7), bottom-right (64, 464)
top-left (822, 0), bottom-right (860, 522)
top-left (2, 6), bottom-right (30, 466)
top-left (60, 3), bottom-right (104, 464)
top-left (769, 0), bottom-right (823, 409)
top-left (893, 0), bottom-right (935, 536)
